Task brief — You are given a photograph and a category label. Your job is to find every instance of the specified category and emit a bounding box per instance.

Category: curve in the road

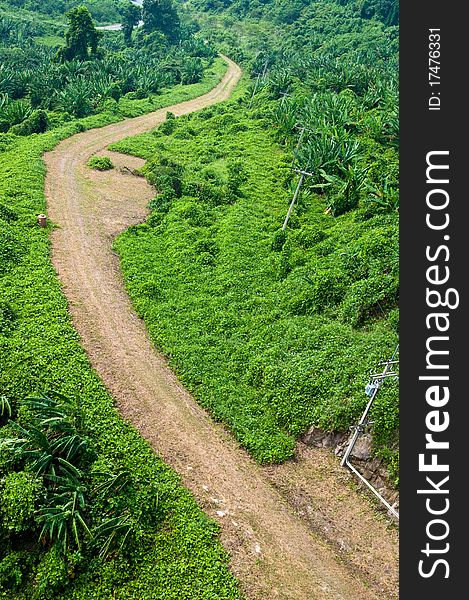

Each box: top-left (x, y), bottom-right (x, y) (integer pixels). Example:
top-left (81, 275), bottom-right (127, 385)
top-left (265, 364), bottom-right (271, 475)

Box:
top-left (44, 57), bottom-right (395, 600)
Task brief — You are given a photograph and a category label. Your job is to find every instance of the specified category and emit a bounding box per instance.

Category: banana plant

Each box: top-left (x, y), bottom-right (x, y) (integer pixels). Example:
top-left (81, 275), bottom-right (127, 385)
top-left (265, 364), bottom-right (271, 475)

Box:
top-left (0, 99), bottom-right (32, 127)
top-left (92, 470), bottom-right (131, 498)
top-left (6, 421), bottom-right (56, 474)
top-left (38, 464), bottom-right (91, 553)
top-left (0, 395), bottom-right (11, 419)
top-left (318, 164), bottom-right (370, 216)
top-left (367, 180), bottom-right (399, 212)
top-left (91, 512), bottom-right (133, 559)
top-left (4, 393), bottom-right (90, 473)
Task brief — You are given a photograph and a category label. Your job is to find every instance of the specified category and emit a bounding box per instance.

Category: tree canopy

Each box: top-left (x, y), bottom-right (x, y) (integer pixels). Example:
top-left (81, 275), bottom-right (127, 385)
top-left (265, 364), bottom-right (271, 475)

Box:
top-left (142, 0), bottom-right (181, 43)
top-left (121, 2), bottom-right (142, 44)
top-left (57, 5), bottom-right (101, 61)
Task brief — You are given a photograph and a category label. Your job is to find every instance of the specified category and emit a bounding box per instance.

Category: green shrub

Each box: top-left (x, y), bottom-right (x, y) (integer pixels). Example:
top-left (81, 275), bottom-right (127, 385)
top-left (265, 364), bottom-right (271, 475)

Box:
top-left (341, 225), bottom-right (398, 281)
top-left (388, 307), bottom-right (399, 333)
top-left (0, 203), bottom-right (17, 222)
top-left (149, 189), bottom-right (175, 214)
top-left (33, 547), bottom-right (69, 600)
top-left (9, 110), bottom-right (49, 136)
top-left (288, 268), bottom-right (347, 315)
top-left (179, 201), bottom-right (210, 226)
top-left (0, 471), bottom-right (43, 532)
top-left (226, 159), bottom-right (248, 198)
top-left (0, 301), bottom-right (17, 336)
top-left (87, 155), bottom-right (114, 171)
top-left (146, 156), bottom-right (184, 196)
top-left (0, 224), bottom-right (22, 275)
top-left (271, 229), bottom-right (287, 251)
top-left (158, 111), bottom-right (177, 135)
top-left (0, 552), bottom-right (34, 592)
top-left (339, 274), bottom-right (399, 327)
top-left (294, 226), bottom-right (327, 249)
top-left (0, 133), bottom-right (17, 151)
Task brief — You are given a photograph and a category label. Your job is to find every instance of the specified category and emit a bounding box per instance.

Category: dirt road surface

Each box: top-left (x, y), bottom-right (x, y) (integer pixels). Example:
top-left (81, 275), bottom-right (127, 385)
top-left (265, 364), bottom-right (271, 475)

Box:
top-left (45, 58), bottom-right (398, 600)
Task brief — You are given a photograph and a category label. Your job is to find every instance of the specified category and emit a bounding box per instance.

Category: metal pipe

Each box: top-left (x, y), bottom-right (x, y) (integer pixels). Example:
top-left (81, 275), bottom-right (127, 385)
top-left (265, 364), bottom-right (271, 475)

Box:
top-left (341, 346), bottom-right (400, 520)
top-left (282, 172), bottom-right (305, 230)
top-left (345, 460), bottom-right (399, 519)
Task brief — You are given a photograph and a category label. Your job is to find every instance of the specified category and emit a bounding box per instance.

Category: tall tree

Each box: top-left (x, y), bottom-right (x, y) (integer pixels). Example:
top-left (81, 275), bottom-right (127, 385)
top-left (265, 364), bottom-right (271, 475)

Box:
top-left (142, 0), bottom-right (181, 43)
top-left (121, 2), bottom-right (142, 45)
top-left (57, 6), bottom-right (101, 62)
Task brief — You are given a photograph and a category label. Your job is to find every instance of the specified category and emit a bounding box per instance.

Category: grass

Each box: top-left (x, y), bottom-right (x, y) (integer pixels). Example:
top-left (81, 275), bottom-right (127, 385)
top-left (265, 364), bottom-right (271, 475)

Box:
top-left (110, 98), bottom-right (399, 471)
top-left (0, 58), bottom-right (242, 599)
top-left (33, 35), bottom-right (65, 47)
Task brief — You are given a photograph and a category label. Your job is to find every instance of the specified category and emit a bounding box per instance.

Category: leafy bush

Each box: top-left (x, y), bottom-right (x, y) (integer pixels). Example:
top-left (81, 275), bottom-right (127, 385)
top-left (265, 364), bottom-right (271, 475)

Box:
top-left (87, 155), bottom-right (114, 171)
top-left (288, 267), bottom-right (347, 315)
top-left (338, 273), bottom-right (399, 326)
top-left (0, 99), bottom-right (31, 128)
top-left (0, 552), bottom-right (34, 593)
top-left (0, 301), bottom-right (17, 336)
top-left (271, 228), bottom-right (287, 251)
top-left (9, 109), bottom-right (49, 136)
top-left (0, 223), bottom-right (22, 274)
top-left (33, 547), bottom-right (70, 600)
top-left (0, 471), bottom-right (43, 532)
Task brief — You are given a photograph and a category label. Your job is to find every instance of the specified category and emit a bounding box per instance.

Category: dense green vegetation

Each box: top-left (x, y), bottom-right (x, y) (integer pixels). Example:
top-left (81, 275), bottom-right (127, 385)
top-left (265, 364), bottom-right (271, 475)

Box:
top-left (0, 2), bottom-right (216, 132)
top-left (87, 155), bottom-right (114, 170)
top-left (110, 0), bottom-right (399, 475)
top-left (1, 0), bottom-right (399, 595)
top-left (112, 94), bottom-right (398, 469)
top-left (1, 1), bottom-right (128, 25)
top-left (0, 0), bottom-right (245, 593)
top-left (0, 62), bottom-right (243, 598)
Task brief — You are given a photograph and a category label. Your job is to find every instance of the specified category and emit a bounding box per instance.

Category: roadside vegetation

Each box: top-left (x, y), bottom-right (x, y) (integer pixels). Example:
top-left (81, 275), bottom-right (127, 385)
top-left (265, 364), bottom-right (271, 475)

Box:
top-left (1, 0), bottom-right (399, 596)
top-left (111, 0), bottom-right (399, 476)
top-left (0, 2), bottom-right (243, 598)
top-left (1, 1), bottom-right (131, 26)
top-left (87, 155), bottom-right (114, 170)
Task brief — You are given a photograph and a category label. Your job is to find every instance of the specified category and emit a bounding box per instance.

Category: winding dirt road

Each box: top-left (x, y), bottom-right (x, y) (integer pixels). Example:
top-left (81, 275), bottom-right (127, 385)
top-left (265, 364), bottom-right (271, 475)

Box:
top-left (45, 58), bottom-right (398, 599)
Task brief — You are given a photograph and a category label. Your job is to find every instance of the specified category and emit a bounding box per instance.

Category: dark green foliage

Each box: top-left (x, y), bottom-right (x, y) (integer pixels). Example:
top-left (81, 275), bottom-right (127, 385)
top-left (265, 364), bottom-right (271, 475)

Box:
top-left (0, 552), bottom-right (35, 593)
top-left (0, 301), bottom-right (17, 335)
top-left (288, 267), bottom-right (348, 315)
top-left (33, 547), bottom-right (70, 600)
top-left (56, 6), bottom-right (102, 62)
top-left (121, 2), bottom-right (141, 45)
top-left (0, 223), bottom-right (22, 274)
top-left (180, 56), bottom-right (204, 84)
top-left (0, 471), bottom-right (43, 532)
top-left (9, 109), bottom-right (49, 135)
top-left (143, 0), bottom-right (181, 43)
top-left (359, 0), bottom-right (399, 26)
top-left (271, 228), bottom-right (287, 252)
top-left (0, 1), bottom-right (219, 128)
top-left (0, 1), bottom-right (131, 25)
top-left (0, 99), bottom-right (32, 127)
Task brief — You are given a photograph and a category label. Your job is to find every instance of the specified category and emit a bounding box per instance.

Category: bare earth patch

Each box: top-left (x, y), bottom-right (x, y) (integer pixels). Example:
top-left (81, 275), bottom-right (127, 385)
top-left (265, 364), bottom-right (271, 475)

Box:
top-left (44, 57), bottom-right (398, 600)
